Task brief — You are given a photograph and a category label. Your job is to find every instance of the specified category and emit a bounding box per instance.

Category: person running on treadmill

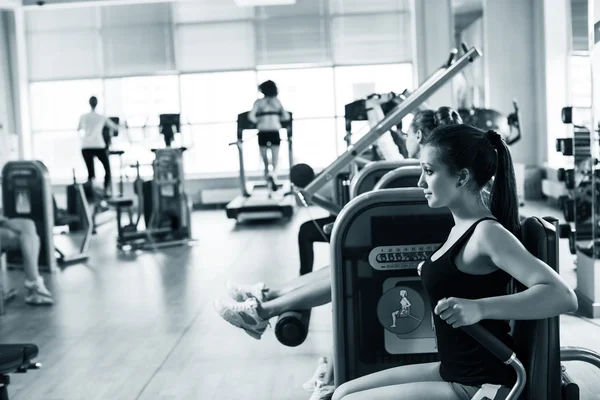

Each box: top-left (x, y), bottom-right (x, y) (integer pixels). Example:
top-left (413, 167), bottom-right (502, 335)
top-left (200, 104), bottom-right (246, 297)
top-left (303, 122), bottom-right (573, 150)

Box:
top-left (331, 123), bottom-right (578, 400)
top-left (77, 96), bottom-right (120, 198)
top-left (248, 80), bottom-right (291, 191)
top-left (213, 106), bottom-right (463, 340)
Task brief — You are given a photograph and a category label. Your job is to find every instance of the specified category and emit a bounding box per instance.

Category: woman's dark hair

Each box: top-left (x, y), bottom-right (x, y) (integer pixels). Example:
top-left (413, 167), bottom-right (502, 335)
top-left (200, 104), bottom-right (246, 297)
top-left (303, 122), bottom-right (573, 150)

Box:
top-left (423, 124), bottom-right (520, 236)
top-left (259, 80), bottom-right (278, 97)
top-left (89, 96), bottom-right (98, 109)
top-left (410, 106), bottom-right (462, 142)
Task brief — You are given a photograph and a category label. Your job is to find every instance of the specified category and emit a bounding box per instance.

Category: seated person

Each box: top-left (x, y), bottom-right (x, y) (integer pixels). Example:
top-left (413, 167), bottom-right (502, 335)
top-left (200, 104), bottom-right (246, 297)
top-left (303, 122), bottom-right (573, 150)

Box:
top-left (331, 125), bottom-right (578, 399)
top-left (213, 106), bottom-right (463, 340)
top-left (0, 216), bottom-right (54, 306)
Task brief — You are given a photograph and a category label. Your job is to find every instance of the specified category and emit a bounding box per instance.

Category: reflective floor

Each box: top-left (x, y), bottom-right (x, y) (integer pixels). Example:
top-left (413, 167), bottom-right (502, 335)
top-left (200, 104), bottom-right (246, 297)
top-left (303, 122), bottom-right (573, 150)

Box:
top-left (0, 202), bottom-right (599, 400)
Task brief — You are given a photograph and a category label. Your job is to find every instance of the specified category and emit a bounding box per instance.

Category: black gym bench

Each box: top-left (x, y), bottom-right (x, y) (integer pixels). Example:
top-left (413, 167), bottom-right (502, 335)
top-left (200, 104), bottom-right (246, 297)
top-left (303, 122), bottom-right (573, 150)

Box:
top-left (0, 343), bottom-right (41, 400)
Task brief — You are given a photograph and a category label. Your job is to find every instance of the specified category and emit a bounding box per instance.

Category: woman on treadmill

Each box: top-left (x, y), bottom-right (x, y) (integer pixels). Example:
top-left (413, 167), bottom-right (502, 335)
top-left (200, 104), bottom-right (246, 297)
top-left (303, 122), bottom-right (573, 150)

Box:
top-left (248, 80), bottom-right (290, 191)
top-left (331, 124), bottom-right (578, 399)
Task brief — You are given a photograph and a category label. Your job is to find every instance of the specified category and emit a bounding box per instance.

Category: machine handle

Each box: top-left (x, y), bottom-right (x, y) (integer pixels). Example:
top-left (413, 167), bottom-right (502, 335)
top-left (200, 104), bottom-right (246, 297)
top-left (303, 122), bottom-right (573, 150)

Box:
top-left (461, 324), bottom-right (526, 400)
top-left (461, 324), bottom-right (513, 362)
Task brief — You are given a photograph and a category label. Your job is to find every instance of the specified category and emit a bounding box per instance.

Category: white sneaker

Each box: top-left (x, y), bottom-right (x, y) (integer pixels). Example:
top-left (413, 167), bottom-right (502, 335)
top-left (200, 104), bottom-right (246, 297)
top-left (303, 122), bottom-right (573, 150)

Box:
top-left (303, 357), bottom-right (328, 392)
top-left (309, 381), bottom-right (335, 400)
top-left (226, 281), bottom-right (266, 302)
top-left (24, 276), bottom-right (54, 306)
top-left (213, 297), bottom-right (269, 340)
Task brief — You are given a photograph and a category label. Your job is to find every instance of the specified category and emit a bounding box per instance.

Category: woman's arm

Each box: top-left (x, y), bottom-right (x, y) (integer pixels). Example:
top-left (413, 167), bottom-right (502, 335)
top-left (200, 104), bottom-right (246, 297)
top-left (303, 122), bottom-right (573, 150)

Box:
top-left (475, 221), bottom-right (578, 320)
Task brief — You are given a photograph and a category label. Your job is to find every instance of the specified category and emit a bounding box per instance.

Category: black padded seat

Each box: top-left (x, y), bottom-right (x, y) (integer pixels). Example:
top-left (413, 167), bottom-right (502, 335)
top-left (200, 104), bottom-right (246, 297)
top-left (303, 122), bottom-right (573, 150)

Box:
top-left (514, 216), bottom-right (562, 399)
top-left (0, 344), bottom-right (38, 374)
top-left (109, 150), bottom-right (125, 156)
top-left (107, 198), bottom-right (134, 208)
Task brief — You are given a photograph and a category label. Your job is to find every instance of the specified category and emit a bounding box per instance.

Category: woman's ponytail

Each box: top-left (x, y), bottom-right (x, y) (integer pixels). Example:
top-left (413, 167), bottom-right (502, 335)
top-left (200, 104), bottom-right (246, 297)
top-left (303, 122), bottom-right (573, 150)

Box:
top-left (487, 131), bottom-right (520, 236)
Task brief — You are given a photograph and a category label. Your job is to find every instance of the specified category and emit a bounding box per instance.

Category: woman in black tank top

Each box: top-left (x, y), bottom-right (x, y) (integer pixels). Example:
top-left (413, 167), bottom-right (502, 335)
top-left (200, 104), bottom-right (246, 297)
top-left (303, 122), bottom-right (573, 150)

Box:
top-left (333, 124), bottom-right (578, 400)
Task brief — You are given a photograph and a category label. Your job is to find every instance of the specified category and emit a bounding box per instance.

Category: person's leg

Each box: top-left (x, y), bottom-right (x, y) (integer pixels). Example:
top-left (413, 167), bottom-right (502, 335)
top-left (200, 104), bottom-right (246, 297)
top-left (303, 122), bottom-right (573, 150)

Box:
top-left (259, 146), bottom-right (270, 178)
top-left (1, 219), bottom-right (40, 282)
top-left (332, 361), bottom-right (446, 400)
top-left (81, 149), bottom-right (96, 182)
top-left (215, 267), bottom-right (332, 338)
top-left (338, 381), bottom-right (461, 400)
top-left (226, 265), bottom-right (331, 302)
top-left (95, 148), bottom-right (112, 193)
top-left (258, 274), bottom-right (331, 319)
top-left (270, 144), bottom-right (280, 172)
top-left (0, 221), bottom-right (53, 305)
top-left (298, 216), bottom-right (337, 275)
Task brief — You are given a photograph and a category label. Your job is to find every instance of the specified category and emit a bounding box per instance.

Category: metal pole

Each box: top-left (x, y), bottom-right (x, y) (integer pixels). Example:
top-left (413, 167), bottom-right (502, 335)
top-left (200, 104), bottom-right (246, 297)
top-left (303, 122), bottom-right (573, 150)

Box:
top-left (299, 46), bottom-right (481, 200)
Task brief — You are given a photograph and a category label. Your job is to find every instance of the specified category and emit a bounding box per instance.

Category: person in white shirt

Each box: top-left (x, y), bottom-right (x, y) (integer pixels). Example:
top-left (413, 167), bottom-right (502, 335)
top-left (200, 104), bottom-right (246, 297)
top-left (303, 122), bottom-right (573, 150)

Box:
top-left (248, 81), bottom-right (290, 190)
top-left (77, 96), bottom-right (120, 196)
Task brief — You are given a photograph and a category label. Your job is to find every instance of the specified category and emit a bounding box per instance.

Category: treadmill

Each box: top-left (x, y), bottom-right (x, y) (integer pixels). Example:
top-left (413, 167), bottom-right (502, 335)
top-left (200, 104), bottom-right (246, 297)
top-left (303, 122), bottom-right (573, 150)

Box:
top-left (226, 111), bottom-right (296, 222)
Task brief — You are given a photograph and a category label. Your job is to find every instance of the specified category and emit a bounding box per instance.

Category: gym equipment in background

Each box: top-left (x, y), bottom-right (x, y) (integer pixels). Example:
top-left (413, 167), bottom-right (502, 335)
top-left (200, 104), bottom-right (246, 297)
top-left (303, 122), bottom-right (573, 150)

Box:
top-left (159, 114), bottom-right (181, 148)
top-left (225, 111), bottom-right (296, 223)
top-left (290, 44), bottom-right (481, 216)
top-left (555, 106), bottom-right (598, 258)
top-left (2, 161), bottom-right (92, 272)
top-left (107, 131), bottom-right (195, 251)
top-left (0, 343), bottom-right (42, 400)
top-left (457, 99), bottom-right (522, 145)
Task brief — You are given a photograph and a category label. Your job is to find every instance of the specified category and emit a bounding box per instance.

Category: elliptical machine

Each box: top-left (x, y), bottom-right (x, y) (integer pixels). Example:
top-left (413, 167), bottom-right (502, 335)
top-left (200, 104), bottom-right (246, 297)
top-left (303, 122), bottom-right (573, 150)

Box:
top-left (108, 113), bottom-right (196, 251)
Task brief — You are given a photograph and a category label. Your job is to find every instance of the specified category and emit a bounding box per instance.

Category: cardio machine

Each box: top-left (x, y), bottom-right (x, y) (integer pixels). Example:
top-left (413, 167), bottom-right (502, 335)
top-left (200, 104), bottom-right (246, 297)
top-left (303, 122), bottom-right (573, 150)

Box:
top-left (225, 111), bottom-right (296, 223)
top-left (107, 113), bottom-right (196, 251)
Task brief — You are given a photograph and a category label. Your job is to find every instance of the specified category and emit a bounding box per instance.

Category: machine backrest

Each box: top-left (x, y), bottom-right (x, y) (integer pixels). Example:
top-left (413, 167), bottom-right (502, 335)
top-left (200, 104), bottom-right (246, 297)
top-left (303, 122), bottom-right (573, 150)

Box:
top-left (349, 160), bottom-right (419, 198)
top-left (514, 216), bottom-right (562, 400)
top-left (373, 166), bottom-right (421, 191)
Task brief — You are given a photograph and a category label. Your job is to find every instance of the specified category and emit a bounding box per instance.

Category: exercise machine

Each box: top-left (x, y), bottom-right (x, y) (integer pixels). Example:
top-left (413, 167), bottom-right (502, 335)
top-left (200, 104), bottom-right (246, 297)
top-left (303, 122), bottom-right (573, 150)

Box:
top-left (458, 100), bottom-right (522, 145)
top-left (349, 160), bottom-right (420, 199)
top-left (0, 343), bottom-right (41, 400)
top-left (274, 45), bottom-right (481, 346)
top-left (2, 161), bottom-right (92, 272)
top-left (108, 115), bottom-right (196, 251)
top-left (329, 187), bottom-right (600, 398)
top-left (274, 166), bottom-right (423, 347)
top-left (555, 106), bottom-right (598, 258)
top-left (225, 111), bottom-right (296, 223)
top-left (291, 44), bottom-right (481, 215)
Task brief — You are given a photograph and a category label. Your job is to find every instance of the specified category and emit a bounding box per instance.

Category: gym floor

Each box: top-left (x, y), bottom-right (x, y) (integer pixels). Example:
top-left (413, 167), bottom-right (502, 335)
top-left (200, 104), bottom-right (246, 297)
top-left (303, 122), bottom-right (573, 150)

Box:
top-left (1, 203), bottom-right (599, 400)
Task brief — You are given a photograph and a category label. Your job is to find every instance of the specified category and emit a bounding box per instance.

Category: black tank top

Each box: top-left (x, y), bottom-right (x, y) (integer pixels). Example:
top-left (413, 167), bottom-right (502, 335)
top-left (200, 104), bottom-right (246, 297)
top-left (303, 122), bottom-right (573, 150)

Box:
top-left (420, 217), bottom-right (516, 387)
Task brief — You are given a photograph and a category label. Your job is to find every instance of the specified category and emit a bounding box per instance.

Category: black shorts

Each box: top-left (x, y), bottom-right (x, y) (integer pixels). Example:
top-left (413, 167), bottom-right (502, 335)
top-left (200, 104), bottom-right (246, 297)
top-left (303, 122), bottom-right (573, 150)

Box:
top-left (258, 131), bottom-right (281, 147)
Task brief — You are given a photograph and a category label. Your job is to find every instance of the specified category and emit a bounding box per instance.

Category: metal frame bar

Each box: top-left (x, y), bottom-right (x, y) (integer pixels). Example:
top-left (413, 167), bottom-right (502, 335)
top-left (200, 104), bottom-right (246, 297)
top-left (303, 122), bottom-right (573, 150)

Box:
top-left (297, 46), bottom-right (481, 214)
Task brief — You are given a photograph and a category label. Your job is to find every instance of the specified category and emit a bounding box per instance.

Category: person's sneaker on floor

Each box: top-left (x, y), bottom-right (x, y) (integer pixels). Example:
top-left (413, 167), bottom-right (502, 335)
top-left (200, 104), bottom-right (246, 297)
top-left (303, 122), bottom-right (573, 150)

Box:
top-left (303, 357), bottom-right (328, 392)
top-left (226, 281), bottom-right (266, 302)
top-left (214, 297), bottom-right (269, 339)
top-left (24, 276), bottom-right (54, 306)
top-left (309, 381), bottom-right (335, 400)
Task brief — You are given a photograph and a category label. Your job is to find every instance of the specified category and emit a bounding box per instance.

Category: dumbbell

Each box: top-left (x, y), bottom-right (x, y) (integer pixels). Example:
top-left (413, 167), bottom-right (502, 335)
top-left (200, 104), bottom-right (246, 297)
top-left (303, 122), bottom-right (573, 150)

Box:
top-left (562, 198), bottom-right (575, 222)
top-left (564, 169), bottom-right (576, 189)
top-left (575, 198), bottom-right (593, 223)
top-left (562, 107), bottom-right (572, 124)
top-left (556, 138), bottom-right (573, 156)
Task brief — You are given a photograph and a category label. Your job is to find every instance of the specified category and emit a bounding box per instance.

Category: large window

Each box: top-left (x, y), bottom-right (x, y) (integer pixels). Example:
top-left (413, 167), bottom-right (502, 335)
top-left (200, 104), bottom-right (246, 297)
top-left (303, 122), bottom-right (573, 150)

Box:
top-left (180, 71), bottom-right (258, 124)
top-left (333, 64), bottom-right (414, 116)
top-left (24, 1), bottom-right (415, 180)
